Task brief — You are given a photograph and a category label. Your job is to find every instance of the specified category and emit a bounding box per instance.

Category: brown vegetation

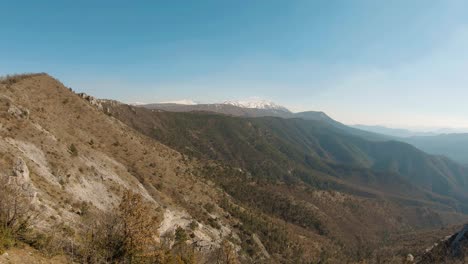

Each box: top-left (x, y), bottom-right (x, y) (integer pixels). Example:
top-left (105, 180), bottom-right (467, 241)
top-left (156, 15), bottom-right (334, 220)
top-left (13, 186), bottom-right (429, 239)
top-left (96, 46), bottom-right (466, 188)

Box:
top-left (0, 174), bottom-right (35, 253)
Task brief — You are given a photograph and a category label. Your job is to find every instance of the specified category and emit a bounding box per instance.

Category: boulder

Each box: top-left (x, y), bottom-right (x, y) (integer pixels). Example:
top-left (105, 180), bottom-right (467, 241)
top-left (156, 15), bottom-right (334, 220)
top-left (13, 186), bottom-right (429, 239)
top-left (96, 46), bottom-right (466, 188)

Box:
top-left (7, 104), bottom-right (29, 119)
top-left (406, 253), bottom-right (414, 262)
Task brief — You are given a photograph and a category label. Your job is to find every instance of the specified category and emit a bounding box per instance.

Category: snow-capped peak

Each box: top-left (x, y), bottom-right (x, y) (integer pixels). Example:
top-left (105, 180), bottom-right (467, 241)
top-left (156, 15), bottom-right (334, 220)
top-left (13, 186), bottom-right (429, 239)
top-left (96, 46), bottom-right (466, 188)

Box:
top-left (223, 99), bottom-right (290, 112)
top-left (158, 99), bottom-right (198, 105)
top-left (129, 102), bottom-right (147, 106)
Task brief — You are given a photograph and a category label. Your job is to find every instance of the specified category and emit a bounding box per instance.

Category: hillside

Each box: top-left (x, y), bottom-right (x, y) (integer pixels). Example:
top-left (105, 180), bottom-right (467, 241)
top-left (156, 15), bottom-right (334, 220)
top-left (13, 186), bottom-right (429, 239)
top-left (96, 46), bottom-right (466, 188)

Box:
top-left (141, 103), bottom-right (390, 142)
top-left (418, 224), bottom-right (468, 263)
top-left (107, 105), bottom-right (468, 208)
top-left (141, 102), bottom-right (293, 118)
top-left (352, 125), bottom-right (468, 165)
top-left (1, 74), bottom-right (296, 263)
top-left (404, 134), bottom-right (468, 165)
top-left (103, 100), bottom-right (468, 261)
top-left (2, 73), bottom-right (468, 263)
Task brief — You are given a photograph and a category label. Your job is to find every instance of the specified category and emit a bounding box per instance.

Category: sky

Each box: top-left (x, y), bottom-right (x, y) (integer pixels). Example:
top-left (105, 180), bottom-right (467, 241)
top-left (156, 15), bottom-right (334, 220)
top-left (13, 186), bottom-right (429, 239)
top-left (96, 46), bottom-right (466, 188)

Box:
top-left (2, 0), bottom-right (468, 130)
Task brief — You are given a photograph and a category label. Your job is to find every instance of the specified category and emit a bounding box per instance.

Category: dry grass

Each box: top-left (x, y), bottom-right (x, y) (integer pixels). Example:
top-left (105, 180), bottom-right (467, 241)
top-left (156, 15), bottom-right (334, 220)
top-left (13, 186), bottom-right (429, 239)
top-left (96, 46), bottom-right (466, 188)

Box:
top-left (0, 73), bottom-right (46, 86)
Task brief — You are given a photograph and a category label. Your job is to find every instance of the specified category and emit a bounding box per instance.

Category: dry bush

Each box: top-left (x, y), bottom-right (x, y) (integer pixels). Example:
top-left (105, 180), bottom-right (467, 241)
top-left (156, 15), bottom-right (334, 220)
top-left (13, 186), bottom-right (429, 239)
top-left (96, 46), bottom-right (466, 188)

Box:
top-left (0, 175), bottom-right (35, 253)
top-left (0, 73), bottom-right (46, 86)
top-left (79, 190), bottom-right (162, 263)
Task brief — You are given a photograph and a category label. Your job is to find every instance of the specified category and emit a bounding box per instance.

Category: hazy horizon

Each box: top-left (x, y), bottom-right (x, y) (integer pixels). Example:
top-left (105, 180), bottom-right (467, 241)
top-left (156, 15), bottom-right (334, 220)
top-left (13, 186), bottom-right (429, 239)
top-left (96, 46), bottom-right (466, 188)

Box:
top-left (3, 1), bottom-right (468, 128)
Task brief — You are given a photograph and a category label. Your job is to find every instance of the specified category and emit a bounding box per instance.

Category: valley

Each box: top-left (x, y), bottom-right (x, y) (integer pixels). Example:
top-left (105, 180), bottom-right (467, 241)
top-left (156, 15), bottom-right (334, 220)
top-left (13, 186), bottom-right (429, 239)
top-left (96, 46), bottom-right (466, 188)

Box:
top-left (1, 74), bottom-right (467, 263)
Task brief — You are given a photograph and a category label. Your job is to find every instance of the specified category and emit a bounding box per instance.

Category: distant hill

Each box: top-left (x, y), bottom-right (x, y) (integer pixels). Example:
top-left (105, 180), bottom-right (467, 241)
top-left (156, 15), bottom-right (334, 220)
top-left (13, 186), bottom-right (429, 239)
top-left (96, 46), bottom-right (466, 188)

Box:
top-left (3, 73), bottom-right (468, 263)
top-left (352, 124), bottom-right (438, 138)
top-left (140, 103), bottom-right (390, 141)
top-left (108, 103), bottom-right (468, 212)
top-left (141, 102), bottom-right (293, 118)
top-left (353, 125), bottom-right (468, 165)
top-left (404, 134), bottom-right (468, 165)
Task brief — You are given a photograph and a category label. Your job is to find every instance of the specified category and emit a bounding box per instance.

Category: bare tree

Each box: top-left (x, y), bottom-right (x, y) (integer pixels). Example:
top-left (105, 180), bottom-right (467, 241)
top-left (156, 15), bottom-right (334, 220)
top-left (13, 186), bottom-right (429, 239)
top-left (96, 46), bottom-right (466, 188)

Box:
top-left (0, 173), bottom-right (35, 247)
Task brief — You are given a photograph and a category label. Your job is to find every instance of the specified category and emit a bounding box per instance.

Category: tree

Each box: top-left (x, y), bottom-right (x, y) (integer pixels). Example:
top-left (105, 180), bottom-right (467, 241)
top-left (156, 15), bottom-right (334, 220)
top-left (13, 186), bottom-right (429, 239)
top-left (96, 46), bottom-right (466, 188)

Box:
top-left (0, 174), bottom-right (35, 252)
top-left (118, 190), bottom-right (160, 261)
top-left (215, 239), bottom-right (239, 264)
top-left (81, 190), bottom-right (161, 263)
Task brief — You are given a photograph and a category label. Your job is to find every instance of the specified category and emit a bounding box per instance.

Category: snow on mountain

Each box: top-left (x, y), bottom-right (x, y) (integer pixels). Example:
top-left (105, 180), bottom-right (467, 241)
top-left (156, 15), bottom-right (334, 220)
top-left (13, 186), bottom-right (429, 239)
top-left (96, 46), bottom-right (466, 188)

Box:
top-left (158, 99), bottom-right (198, 105)
top-left (223, 99), bottom-right (290, 112)
top-left (129, 102), bottom-right (147, 106)
top-left (133, 98), bottom-right (290, 112)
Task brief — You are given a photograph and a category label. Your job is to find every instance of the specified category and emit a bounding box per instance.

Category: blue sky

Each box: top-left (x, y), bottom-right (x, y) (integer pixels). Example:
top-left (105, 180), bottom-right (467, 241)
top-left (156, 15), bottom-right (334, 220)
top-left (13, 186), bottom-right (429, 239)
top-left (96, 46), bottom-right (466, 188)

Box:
top-left (2, 0), bottom-right (468, 129)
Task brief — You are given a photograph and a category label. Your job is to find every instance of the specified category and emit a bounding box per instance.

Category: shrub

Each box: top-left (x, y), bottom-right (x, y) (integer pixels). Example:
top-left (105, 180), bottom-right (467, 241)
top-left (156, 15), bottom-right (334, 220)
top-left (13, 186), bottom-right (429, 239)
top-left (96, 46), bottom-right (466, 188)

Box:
top-left (80, 190), bottom-right (161, 263)
top-left (175, 227), bottom-right (188, 244)
top-left (68, 144), bottom-right (78, 157)
top-left (0, 175), bottom-right (35, 252)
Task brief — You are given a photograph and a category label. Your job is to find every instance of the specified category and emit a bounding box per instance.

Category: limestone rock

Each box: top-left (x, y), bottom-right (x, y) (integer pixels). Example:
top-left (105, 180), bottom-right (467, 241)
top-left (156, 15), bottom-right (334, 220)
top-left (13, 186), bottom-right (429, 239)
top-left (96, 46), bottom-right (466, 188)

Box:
top-left (78, 93), bottom-right (103, 110)
top-left (7, 104), bottom-right (29, 119)
top-left (406, 253), bottom-right (414, 262)
top-left (13, 157), bottom-right (30, 183)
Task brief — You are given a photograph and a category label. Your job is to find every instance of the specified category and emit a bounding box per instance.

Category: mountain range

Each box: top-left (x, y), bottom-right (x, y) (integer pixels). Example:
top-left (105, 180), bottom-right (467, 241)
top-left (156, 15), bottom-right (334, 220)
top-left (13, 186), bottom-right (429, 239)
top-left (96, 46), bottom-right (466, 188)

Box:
top-left (353, 125), bottom-right (468, 165)
top-left (143, 101), bottom-right (468, 166)
top-left (1, 74), bottom-right (468, 263)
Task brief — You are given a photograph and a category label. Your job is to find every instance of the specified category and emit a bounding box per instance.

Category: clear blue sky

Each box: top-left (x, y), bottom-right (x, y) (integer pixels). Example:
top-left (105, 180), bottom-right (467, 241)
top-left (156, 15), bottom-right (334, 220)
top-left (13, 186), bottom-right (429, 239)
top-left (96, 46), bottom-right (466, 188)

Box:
top-left (2, 0), bottom-right (468, 128)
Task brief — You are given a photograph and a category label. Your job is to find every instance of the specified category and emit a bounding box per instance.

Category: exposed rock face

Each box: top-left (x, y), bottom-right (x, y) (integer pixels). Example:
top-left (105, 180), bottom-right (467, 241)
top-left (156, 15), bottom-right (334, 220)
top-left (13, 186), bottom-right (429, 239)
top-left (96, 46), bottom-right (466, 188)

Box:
top-left (418, 224), bottom-right (468, 263)
top-left (77, 93), bottom-right (103, 110)
top-left (451, 224), bottom-right (468, 257)
top-left (13, 157), bottom-right (30, 183)
top-left (158, 209), bottom-right (235, 253)
top-left (406, 253), bottom-right (414, 262)
top-left (7, 104), bottom-right (29, 119)
top-left (252, 233), bottom-right (271, 259)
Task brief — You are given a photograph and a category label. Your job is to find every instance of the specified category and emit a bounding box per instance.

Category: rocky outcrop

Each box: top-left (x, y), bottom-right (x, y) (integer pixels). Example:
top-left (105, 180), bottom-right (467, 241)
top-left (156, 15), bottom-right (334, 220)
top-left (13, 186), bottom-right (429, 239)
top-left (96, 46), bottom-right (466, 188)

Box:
top-left (13, 157), bottom-right (30, 183)
top-left (252, 233), bottom-right (271, 259)
top-left (418, 224), bottom-right (468, 263)
top-left (77, 93), bottom-right (103, 110)
top-left (6, 103), bottom-right (29, 119)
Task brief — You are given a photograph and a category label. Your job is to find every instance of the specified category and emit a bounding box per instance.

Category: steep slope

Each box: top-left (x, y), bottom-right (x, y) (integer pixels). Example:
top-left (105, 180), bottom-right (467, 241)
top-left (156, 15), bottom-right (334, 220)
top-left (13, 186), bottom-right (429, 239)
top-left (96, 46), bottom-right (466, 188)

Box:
top-left (295, 112), bottom-right (390, 141)
top-left (142, 102), bottom-right (293, 118)
top-left (106, 105), bottom-right (468, 209)
top-left (6, 73), bottom-right (418, 263)
top-left (418, 224), bottom-right (468, 263)
top-left (103, 102), bottom-right (468, 261)
top-left (3, 74), bottom-right (468, 263)
top-left (1, 74), bottom-right (292, 263)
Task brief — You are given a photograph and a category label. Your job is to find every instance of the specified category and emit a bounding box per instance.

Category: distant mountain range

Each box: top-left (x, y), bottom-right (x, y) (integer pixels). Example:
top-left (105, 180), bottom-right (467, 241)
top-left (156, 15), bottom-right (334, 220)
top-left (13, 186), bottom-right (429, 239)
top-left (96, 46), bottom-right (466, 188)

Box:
top-left (223, 99), bottom-right (290, 112)
top-left (353, 125), bottom-right (468, 165)
top-left (4, 74), bottom-right (468, 263)
top-left (352, 124), bottom-right (439, 138)
top-left (120, 101), bottom-right (468, 209)
top-left (138, 100), bottom-right (468, 167)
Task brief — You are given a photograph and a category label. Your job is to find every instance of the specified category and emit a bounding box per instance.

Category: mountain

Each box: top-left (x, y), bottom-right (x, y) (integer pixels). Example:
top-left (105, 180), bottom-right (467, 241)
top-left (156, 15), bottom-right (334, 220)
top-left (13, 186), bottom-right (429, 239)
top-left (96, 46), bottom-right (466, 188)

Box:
top-left (418, 224), bottom-right (468, 263)
top-left (139, 102), bottom-right (390, 142)
top-left (295, 112), bottom-right (390, 141)
top-left (141, 101), bottom-right (293, 118)
top-left (107, 104), bottom-right (468, 206)
top-left (159, 99), bottom-right (198, 105)
top-left (3, 73), bottom-right (468, 263)
top-left (223, 99), bottom-right (290, 112)
top-left (354, 125), bottom-right (468, 165)
top-left (2, 74), bottom-right (310, 263)
top-left (352, 125), bottom-right (438, 138)
top-left (404, 134), bottom-right (468, 165)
